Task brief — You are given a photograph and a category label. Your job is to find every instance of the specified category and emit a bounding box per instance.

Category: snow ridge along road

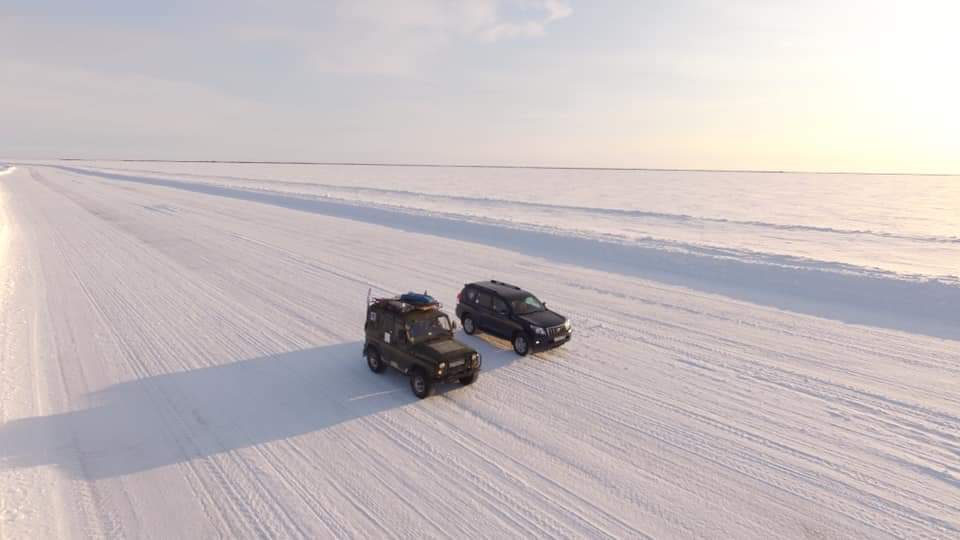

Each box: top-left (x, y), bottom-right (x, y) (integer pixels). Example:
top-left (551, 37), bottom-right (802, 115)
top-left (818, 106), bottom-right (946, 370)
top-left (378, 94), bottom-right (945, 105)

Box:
top-left (1, 164), bottom-right (958, 538)
top-left (40, 163), bottom-right (960, 342)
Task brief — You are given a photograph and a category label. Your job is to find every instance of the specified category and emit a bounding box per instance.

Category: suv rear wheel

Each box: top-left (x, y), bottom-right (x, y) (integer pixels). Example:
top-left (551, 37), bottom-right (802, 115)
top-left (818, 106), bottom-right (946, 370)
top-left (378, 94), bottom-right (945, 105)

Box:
top-left (462, 315), bottom-right (477, 335)
top-left (512, 333), bottom-right (530, 356)
top-left (410, 369), bottom-right (434, 399)
top-left (367, 348), bottom-right (386, 373)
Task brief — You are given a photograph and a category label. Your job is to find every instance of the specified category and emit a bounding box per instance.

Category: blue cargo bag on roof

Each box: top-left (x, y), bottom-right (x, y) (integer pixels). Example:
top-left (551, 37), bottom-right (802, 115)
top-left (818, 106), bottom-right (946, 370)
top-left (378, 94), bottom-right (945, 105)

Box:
top-left (400, 292), bottom-right (438, 307)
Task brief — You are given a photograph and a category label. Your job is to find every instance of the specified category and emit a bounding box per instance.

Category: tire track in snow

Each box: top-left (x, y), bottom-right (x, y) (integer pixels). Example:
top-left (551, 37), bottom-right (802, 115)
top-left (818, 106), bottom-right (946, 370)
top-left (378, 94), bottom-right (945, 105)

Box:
top-left (29, 169), bottom-right (307, 539)
top-left (11, 164), bottom-right (959, 539)
top-left (536, 350), bottom-right (958, 537)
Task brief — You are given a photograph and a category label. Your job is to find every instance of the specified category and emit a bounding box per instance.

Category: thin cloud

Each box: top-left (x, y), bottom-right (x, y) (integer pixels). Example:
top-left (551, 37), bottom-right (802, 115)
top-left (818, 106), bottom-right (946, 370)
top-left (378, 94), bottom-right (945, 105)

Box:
top-left (483, 0), bottom-right (572, 41)
top-left (543, 0), bottom-right (573, 23)
top-left (227, 0), bottom-right (573, 74)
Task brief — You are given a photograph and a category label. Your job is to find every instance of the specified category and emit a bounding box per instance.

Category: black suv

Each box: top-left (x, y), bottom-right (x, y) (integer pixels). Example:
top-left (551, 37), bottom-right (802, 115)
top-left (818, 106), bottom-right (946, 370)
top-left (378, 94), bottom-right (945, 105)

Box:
top-left (455, 280), bottom-right (572, 356)
top-left (364, 292), bottom-right (481, 398)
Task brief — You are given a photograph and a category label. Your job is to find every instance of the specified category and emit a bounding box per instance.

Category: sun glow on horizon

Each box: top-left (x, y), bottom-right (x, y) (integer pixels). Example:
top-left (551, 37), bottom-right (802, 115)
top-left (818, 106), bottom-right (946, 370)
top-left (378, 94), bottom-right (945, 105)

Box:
top-left (1, 1), bottom-right (958, 174)
top-left (834, 2), bottom-right (960, 173)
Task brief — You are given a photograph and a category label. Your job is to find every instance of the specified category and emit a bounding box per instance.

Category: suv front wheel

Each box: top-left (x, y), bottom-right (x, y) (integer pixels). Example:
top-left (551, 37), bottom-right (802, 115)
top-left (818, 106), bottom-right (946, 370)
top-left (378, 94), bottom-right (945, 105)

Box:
top-left (410, 369), bottom-right (435, 399)
top-left (512, 333), bottom-right (530, 356)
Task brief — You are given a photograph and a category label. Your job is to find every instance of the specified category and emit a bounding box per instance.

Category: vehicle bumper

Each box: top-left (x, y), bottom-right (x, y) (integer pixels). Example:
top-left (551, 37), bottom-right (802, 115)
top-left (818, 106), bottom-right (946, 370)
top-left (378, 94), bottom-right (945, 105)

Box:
top-left (532, 332), bottom-right (571, 351)
top-left (434, 367), bottom-right (480, 383)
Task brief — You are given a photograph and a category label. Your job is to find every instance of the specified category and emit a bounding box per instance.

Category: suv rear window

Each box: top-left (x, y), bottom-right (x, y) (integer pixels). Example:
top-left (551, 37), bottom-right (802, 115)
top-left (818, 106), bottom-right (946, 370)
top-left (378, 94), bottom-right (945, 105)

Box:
top-left (464, 288), bottom-right (477, 302)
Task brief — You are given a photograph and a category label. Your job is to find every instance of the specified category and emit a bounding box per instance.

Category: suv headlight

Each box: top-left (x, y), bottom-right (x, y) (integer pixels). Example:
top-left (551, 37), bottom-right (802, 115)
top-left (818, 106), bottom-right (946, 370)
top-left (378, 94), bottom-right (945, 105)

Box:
top-left (532, 326), bottom-right (546, 336)
top-left (438, 362), bottom-right (447, 375)
top-left (564, 320), bottom-right (572, 330)
top-left (471, 352), bottom-right (480, 368)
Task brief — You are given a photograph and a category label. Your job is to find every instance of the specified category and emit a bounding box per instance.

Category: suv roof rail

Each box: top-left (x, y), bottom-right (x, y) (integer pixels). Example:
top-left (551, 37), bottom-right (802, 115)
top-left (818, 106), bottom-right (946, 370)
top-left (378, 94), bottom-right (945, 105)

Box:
top-left (489, 279), bottom-right (522, 290)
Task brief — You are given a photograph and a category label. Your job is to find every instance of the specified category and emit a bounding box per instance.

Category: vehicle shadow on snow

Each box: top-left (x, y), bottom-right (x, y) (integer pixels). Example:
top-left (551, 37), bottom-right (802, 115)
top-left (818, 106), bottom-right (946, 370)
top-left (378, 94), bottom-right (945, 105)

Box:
top-left (0, 338), bottom-right (520, 480)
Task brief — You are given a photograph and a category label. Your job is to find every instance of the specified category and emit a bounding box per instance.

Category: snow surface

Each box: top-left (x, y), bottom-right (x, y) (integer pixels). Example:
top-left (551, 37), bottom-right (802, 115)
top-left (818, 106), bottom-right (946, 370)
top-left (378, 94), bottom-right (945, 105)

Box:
top-left (1, 163), bottom-right (958, 538)
top-left (48, 161), bottom-right (960, 280)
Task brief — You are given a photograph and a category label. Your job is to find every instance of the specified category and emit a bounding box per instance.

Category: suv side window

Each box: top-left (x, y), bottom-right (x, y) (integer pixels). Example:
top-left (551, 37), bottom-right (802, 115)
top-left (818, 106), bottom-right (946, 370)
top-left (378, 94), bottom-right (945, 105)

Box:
top-left (475, 291), bottom-right (492, 309)
top-left (492, 296), bottom-right (509, 316)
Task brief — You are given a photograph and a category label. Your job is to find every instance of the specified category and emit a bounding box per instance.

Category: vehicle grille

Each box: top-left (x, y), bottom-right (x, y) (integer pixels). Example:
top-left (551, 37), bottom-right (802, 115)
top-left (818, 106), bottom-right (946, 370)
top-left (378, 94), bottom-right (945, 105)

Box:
top-left (547, 325), bottom-right (567, 338)
top-left (447, 358), bottom-right (471, 377)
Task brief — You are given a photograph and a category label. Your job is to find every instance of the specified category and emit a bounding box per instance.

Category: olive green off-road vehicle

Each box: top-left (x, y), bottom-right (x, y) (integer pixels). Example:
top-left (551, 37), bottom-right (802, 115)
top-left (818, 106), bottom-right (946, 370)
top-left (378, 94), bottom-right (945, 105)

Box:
top-left (363, 292), bottom-right (481, 399)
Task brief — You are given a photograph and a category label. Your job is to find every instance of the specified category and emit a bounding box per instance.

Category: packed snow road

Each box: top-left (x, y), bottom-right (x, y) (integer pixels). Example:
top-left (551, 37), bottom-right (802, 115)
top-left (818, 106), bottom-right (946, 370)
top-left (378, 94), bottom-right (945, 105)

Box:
top-left (1, 164), bottom-right (958, 539)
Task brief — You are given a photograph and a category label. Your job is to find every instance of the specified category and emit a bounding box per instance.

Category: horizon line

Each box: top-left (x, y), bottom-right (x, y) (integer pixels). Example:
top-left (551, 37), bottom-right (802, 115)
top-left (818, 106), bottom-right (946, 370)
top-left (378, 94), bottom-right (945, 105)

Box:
top-left (12, 157), bottom-right (960, 177)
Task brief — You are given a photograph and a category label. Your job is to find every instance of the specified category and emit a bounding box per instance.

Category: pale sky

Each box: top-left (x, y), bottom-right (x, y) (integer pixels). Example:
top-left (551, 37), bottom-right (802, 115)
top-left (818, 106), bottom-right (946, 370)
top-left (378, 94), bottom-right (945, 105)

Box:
top-left (2, 1), bottom-right (958, 173)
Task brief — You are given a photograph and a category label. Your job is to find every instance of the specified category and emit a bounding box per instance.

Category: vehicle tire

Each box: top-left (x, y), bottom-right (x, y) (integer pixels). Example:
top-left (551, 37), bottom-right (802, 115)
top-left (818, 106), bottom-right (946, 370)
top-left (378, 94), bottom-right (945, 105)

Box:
top-left (459, 371), bottom-right (479, 385)
top-left (367, 348), bottom-right (386, 373)
top-left (512, 333), bottom-right (530, 356)
top-left (410, 369), bottom-right (434, 399)
top-left (462, 315), bottom-right (477, 335)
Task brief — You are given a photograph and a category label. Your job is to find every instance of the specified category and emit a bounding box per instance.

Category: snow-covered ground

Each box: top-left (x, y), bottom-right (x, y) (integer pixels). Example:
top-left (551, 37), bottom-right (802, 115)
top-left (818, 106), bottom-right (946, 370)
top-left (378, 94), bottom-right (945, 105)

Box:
top-left (48, 161), bottom-right (960, 278)
top-left (28, 160), bottom-right (960, 341)
top-left (1, 162), bottom-right (958, 538)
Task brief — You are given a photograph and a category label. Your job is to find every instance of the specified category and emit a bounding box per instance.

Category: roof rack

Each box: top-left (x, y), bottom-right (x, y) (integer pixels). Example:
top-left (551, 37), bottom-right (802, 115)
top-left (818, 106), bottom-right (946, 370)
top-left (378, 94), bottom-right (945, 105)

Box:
top-left (400, 292), bottom-right (438, 307)
top-left (489, 279), bottom-right (522, 290)
top-left (368, 291), bottom-right (442, 313)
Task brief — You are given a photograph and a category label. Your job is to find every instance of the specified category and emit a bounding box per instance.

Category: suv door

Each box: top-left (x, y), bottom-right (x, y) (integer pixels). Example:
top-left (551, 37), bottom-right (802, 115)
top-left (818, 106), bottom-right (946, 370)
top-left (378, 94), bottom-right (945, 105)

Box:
top-left (391, 318), bottom-right (418, 372)
top-left (472, 291), bottom-right (494, 332)
top-left (379, 312), bottom-right (401, 366)
top-left (489, 295), bottom-right (518, 338)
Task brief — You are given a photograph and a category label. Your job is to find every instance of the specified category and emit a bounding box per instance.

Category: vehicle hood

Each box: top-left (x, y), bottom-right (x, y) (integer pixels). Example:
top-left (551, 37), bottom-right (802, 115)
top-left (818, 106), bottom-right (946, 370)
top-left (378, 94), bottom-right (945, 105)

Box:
top-left (412, 338), bottom-right (475, 361)
top-left (518, 310), bottom-right (566, 328)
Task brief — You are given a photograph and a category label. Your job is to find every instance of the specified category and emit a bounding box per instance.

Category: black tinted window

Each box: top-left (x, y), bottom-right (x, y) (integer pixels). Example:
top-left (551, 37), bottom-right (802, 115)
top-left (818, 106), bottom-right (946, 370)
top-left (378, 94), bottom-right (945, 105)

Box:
top-left (492, 296), bottom-right (509, 315)
top-left (475, 292), bottom-right (492, 308)
top-left (464, 288), bottom-right (477, 302)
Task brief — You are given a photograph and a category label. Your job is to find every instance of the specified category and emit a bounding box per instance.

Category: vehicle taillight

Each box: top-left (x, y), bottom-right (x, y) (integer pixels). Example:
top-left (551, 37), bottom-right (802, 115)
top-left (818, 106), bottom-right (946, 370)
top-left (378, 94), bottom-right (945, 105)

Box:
top-left (457, 292), bottom-right (461, 302)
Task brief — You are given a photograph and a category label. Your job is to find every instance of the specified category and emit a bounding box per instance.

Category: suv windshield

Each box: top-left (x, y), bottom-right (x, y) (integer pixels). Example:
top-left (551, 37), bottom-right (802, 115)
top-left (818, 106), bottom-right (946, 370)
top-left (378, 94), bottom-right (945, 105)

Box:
top-left (511, 295), bottom-right (545, 315)
top-left (408, 314), bottom-right (452, 342)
